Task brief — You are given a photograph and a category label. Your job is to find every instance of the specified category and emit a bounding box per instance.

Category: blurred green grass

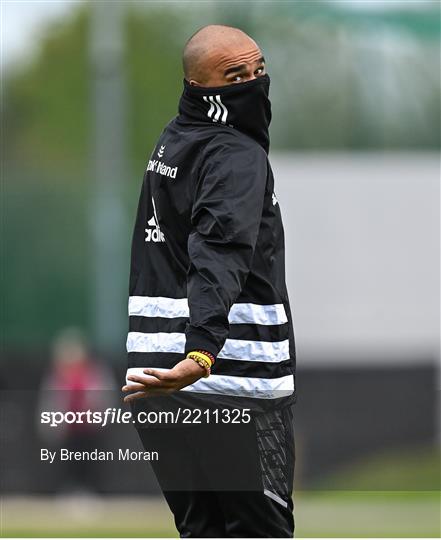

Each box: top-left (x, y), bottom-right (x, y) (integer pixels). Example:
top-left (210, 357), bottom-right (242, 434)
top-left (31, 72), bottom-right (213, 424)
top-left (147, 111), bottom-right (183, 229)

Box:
top-left (1, 491), bottom-right (439, 538)
top-left (311, 445), bottom-right (440, 491)
top-left (2, 446), bottom-right (440, 537)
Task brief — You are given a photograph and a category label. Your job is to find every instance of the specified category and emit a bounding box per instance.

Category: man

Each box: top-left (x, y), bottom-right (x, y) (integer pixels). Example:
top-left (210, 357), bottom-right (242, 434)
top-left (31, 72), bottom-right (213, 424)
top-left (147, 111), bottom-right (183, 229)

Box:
top-left (122, 25), bottom-right (296, 537)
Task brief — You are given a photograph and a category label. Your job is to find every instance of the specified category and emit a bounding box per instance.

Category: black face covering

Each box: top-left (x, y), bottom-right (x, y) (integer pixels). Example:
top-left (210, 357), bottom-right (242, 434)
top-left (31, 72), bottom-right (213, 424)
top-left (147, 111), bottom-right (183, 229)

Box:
top-left (178, 74), bottom-right (272, 153)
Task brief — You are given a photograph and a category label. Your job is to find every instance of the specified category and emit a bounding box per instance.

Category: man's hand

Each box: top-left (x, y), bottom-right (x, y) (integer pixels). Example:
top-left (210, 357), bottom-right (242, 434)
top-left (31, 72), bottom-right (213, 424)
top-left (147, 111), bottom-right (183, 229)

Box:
top-left (122, 358), bottom-right (206, 402)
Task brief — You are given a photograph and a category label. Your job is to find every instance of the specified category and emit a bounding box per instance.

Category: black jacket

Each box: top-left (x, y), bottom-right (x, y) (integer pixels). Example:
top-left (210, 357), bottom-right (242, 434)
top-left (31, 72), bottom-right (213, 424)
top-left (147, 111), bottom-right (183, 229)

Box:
top-left (127, 77), bottom-right (296, 411)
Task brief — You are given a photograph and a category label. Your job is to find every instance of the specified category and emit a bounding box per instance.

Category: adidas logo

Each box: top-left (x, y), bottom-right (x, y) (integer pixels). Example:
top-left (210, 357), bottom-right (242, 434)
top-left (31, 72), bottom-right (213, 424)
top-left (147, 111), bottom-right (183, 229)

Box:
top-left (145, 197), bottom-right (165, 243)
top-left (203, 95), bottom-right (228, 124)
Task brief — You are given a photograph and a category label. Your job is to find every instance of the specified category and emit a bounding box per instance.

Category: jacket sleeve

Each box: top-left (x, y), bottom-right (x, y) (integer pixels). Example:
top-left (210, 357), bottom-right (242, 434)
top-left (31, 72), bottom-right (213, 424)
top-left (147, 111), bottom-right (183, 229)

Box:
top-left (184, 135), bottom-right (268, 358)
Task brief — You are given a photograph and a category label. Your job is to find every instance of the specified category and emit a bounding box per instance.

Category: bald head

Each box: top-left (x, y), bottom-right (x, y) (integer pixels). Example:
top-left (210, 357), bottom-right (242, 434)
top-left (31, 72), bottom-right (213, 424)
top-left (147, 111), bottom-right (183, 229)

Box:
top-left (183, 25), bottom-right (266, 88)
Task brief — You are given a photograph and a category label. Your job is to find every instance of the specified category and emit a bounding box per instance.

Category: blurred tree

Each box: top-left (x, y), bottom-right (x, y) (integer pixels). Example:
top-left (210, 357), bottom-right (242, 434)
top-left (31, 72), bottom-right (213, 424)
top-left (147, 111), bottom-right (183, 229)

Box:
top-left (3, 9), bottom-right (91, 348)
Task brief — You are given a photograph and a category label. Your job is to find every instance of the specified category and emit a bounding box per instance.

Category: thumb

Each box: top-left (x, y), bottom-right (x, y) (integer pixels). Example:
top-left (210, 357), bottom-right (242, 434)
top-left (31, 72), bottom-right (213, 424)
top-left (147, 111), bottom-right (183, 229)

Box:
top-left (143, 368), bottom-right (166, 380)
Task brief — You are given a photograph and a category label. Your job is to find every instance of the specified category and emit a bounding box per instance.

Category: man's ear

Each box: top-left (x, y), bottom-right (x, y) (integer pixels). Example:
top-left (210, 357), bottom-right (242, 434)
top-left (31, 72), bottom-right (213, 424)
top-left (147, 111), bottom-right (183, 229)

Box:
top-left (189, 79), bottom-right (202, 87)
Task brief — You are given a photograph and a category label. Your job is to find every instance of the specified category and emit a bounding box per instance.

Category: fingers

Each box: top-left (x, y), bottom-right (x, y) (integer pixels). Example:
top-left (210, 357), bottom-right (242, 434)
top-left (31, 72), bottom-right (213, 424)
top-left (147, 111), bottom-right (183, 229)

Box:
top-left (123, 391), bottom-right (149, 403)
top-left (143, 368), bottom-right (170, 380)
top-left (121, 372), bottom-right (176, 400)
top-left (123, 386), bottom-right (173, 402)
top-left (122, 363), bottom-right (196, 401)
top-left (121, 383), bottom-right (145, 392)
top-left (126, 373), bottom-right (165, 387)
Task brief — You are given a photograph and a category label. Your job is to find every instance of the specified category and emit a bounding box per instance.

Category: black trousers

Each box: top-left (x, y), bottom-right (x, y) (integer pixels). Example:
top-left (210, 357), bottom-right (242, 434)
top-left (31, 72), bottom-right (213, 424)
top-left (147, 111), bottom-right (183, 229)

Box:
top-left (137, 405), bottom-right (295, 537)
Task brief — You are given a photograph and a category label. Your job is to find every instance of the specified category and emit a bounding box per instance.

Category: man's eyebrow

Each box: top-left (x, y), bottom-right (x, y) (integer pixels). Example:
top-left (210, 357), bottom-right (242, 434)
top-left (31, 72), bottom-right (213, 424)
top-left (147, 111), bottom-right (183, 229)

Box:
top-left (223, 56), bottom-right (266, 77)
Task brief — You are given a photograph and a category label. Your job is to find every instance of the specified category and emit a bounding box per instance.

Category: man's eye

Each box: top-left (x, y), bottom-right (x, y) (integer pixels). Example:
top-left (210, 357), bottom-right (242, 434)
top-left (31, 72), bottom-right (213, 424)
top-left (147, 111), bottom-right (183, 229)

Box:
top-left (233, 75), bottom-right (243, 82)
top-left (255, 66), bottom-right (265, 76)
